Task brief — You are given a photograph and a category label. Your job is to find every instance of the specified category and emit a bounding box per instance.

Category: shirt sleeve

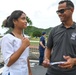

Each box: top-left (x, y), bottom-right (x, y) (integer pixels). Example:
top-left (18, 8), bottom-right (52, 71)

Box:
top-left (1, 36), bottom-right (14, 65)
top-left (47, 29), bottom-right (54, 50)
top-left (40, 36), bottom-right (44, 41)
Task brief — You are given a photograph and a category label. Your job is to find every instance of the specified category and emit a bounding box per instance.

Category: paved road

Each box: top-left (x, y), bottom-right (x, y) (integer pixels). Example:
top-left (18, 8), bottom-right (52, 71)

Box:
top-left (31, 65), bottom-right (47, 75)
top-left (30, 61), bottom-right (47, 75)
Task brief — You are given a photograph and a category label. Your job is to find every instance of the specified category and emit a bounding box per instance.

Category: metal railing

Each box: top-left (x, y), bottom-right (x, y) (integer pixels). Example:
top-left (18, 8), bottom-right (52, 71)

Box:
top-left (29, 46), bottom-right (39, 60)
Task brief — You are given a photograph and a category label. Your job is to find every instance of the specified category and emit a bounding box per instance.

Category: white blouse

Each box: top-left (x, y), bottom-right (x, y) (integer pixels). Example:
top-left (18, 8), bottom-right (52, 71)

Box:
top-left (1, 34), bottom-right (29, 75)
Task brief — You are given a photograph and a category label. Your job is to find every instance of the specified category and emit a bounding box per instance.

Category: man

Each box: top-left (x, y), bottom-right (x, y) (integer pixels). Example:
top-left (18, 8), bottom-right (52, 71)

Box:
top-left (39, 32), bottom-right (46, 65)
top-left (43, 0), bottom-right (76, 75)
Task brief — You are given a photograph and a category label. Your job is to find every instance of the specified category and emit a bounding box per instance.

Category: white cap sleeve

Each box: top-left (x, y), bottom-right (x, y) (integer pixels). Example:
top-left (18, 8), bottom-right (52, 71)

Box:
top-left (1, 36), bottom-right (14, 65)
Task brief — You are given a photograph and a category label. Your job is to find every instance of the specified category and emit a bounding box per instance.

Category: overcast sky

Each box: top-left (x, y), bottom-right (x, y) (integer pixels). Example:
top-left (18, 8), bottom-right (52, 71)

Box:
top-left (0, 0), bottom-right (76, 34)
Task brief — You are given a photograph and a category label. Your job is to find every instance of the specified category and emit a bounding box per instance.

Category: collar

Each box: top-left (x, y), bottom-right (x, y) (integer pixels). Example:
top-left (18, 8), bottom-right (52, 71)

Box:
top-left (60, 22), bottom-right (76, 29)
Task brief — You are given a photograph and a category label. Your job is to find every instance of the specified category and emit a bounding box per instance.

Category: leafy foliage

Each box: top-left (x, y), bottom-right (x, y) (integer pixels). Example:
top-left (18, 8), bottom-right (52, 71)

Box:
top-left (32, 30), bottom-right (42, 37)
top-left (24, 26), bottom-right (53, 36)
top-left (26, 16), bottom-right (32, 25)
top-left (2, 25), bottom-right (53, 37)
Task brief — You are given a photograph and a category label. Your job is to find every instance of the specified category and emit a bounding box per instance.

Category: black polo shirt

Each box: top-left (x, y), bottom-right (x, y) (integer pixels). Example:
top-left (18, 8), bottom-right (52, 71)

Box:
top-left (47, 22), bottom-right (76, 75)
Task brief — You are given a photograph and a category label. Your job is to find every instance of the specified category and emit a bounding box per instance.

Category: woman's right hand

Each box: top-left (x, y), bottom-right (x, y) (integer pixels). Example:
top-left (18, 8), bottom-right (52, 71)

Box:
top-left (21, 37), bottom-right (30, 49)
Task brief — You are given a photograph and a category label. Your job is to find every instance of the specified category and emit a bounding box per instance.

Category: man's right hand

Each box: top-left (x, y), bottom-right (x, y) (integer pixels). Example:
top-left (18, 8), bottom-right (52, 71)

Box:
top-left (42, 59), bottom-right (50, 68)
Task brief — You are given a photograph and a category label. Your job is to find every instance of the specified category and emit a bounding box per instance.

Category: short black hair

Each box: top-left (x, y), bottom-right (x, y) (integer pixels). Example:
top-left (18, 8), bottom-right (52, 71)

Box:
top-left (59, 0), bottom-right (74, 8)
top-left (42, 32), bottom-right (46, 35)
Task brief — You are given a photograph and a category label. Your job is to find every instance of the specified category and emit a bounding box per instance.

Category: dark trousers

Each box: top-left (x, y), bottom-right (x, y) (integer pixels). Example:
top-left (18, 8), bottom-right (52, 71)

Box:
top-left (45, 73), bottom-right (55, 75)
top-left (39, 49), bottom-right (44, 65)
top-left (46, 73), bottom-right (48, 75)
top-left (8, 72), bottom-right (10, 75)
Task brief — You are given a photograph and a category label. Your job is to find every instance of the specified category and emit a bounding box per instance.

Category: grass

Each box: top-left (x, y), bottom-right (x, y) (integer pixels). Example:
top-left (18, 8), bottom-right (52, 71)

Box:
top-left (30, 37), bottom-right (47, 46)
top-left (29, 37), bottom-right (40, 41)
top-left (29, 37), bottom-right (39, 46)
top-left (30, 41), bottom-right (39, 46)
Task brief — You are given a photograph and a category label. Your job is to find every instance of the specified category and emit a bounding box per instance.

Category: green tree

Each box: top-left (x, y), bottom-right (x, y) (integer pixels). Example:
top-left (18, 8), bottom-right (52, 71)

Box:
top-left (26, 16), bottom-right (32, 25)
top-left (32, 30), bottom-right (42, 37)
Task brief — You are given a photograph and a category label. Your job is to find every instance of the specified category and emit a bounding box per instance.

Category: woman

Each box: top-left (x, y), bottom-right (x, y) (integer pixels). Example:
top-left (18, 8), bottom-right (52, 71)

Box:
top-left (1, 10), bottom-right (32, 75)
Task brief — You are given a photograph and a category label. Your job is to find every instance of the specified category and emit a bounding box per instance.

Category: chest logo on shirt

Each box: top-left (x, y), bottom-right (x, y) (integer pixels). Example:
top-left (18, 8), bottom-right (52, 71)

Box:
top-left (71, 33), bottom-right (76, 40)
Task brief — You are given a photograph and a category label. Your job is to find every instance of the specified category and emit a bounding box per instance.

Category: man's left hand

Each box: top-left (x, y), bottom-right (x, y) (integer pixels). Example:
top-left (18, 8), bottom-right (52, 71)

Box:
top-left (58, 56), bottom-right (75, 69)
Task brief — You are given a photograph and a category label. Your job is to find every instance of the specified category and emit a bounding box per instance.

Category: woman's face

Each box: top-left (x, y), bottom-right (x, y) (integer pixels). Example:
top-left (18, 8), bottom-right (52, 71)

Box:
top-left (14, 13), bottom-right (27, 29)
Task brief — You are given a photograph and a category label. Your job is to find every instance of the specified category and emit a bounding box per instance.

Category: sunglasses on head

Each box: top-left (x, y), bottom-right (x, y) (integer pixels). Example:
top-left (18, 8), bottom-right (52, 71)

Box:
top-left (56, 8), bottom-right (70, 14)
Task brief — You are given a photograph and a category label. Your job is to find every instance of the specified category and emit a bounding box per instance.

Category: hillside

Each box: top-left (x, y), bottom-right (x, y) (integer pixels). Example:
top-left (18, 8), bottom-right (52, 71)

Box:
top-left (24, 26), bottom-right (53, 36)
top-left (4, 26), bottom-right (53, 36)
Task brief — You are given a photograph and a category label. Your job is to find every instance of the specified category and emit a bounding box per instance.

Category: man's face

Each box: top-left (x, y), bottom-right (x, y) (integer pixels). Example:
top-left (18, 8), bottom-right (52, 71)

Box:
top-left (56, 2), bottom-right (72, 22)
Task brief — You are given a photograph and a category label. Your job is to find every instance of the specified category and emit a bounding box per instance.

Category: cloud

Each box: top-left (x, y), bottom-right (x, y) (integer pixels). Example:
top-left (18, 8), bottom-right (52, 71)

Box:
top-left (0, 0), bottom-right (76, 34)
